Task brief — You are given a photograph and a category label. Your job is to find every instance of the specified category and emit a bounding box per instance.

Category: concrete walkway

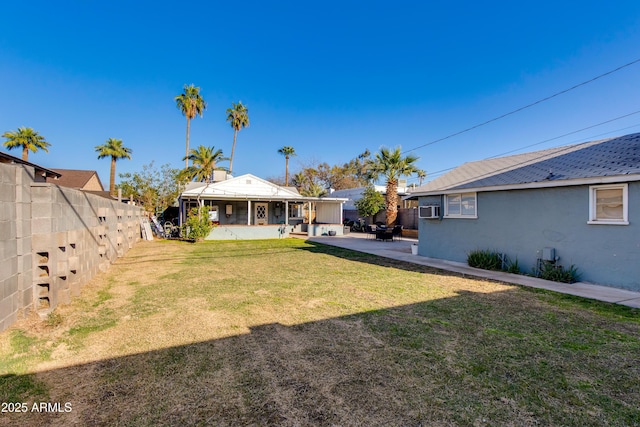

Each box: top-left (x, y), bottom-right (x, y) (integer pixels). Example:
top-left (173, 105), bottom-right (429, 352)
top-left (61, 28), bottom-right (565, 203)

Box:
top-left (306, 233), bottom-right (640, 309)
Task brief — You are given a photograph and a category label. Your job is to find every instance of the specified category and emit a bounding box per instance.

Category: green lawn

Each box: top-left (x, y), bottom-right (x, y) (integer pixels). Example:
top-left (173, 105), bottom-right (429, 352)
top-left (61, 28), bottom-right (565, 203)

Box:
top-left (1, 239), bottom-right (639, 426)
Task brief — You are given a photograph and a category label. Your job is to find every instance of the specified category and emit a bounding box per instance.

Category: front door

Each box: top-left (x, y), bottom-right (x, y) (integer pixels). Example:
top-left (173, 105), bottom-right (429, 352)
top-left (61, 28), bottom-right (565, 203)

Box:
top-left (255, 203), bottom-right (268, 225)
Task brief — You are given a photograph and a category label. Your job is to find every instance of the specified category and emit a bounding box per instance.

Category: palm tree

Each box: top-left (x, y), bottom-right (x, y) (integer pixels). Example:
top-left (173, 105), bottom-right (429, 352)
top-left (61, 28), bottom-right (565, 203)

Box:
top-left (95, 138), bottom-right (132, 196)
top-left (180, 145), bottom-right (228, 183)
top-left (369, 146), bottom-right (420, 227)
top-left (277, 146), bottom-right (296, 186)
top-left (2, 127), bottom-right (50, 161)
top-left (175, 84), bottom-right (207, 168)
top-left (417, 169), bottom-right (427, 186)
top-left (225, 101), bottom-right (249, 175)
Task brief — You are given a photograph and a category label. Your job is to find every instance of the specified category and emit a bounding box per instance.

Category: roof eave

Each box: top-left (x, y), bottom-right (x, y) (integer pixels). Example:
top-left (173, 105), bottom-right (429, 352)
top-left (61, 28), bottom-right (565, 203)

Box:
top-left (407, 174), bottom-right (640, 197)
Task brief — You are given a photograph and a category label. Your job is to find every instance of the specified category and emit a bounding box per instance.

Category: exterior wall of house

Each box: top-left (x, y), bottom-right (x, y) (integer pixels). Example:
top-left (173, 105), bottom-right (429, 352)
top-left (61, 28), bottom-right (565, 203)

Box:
top-left (84, 174), bottom-right (104, 191)
top-left (202, 201), bottom-right (291, 225)
top-left (207, 225), bottom-right (294, 240)
top-left (418, 182), bottom-right (640, 291)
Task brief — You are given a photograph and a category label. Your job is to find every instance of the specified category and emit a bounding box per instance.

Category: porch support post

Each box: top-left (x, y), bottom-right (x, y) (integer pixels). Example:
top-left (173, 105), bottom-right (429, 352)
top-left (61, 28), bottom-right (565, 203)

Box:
top-left (285, 201), bottom-right (289, 226)
top-left (247, 200), bottom-right (251, 225)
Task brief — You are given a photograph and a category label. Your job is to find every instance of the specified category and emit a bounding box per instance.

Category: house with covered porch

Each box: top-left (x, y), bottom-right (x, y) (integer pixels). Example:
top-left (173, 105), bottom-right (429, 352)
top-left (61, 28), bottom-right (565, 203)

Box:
top-left (179, 174), bottom-right (347, 240)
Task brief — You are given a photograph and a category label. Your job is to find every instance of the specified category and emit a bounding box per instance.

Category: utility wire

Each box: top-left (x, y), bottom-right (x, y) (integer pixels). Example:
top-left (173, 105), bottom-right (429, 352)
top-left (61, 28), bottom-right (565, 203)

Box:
top-left (485, 109), bottom-right (640, 158)
top-left (402, 58), bottom-right (640, 155)
top-left (405, 110), bottom-right (640, 184)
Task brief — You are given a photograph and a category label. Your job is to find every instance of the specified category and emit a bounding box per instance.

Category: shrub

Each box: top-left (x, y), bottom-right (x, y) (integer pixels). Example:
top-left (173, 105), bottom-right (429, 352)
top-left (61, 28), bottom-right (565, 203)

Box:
top-left (183, 207), bottom-right (214, 240)
top-left (538, 262), bottom-right (581, 284)
top-left (469, 249), bottom-right (581, 284)
top-left (467, 249), bottom-right (504, 271)
top-left (506, 257), bottom-right (521, 274)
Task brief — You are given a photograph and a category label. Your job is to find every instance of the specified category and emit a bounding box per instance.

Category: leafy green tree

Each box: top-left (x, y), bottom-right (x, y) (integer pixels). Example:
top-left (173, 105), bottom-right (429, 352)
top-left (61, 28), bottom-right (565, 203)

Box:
top-left (183, 207), bottom-right (214, 240)
top-left (225, 101), bottom-right (249, 174)
top-left (175, 84), bottom-right (207, 168)
top-left (354, 186), bottom-right (385, 219)
top-left (290, 150), bottom-right (373, 193)
top-left (342, 149), bottom-right (374, 186)
top-left (118, 162), bottom-right (184, 213)
top-left (369, 146), bottom-right (420, 226)
top-left (2, 127), bottom-right (50, 161)
top-left (95, 138), bottom-right (132, 196)
top-left (180, 145), bottom-right (228, 183)
top-left (277, 146), bottom-right (296, 185)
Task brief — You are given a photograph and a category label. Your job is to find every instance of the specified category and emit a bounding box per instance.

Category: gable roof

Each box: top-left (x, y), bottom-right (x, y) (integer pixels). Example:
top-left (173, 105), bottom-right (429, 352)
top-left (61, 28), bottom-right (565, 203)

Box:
top-left (181, 173), bottom-right (347, 202)
top-left (410, 133), bottom-right (640, 196)
top-left (47, 169), bottom-right (105, 191)
top-left (181, 174), bottom-right (308, 200)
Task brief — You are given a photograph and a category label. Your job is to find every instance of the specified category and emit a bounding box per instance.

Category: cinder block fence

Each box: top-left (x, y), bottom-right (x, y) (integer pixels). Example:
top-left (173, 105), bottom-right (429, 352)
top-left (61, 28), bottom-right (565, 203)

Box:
top-left (0, 161), bottom-right (142, 332)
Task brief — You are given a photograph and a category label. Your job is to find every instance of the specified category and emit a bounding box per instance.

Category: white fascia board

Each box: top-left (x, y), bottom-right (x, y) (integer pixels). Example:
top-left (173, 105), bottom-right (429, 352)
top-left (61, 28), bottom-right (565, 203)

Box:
top-left (180, 194), bottom-right (347, 203)
top-left (410, 174), bottom-right (640, 196)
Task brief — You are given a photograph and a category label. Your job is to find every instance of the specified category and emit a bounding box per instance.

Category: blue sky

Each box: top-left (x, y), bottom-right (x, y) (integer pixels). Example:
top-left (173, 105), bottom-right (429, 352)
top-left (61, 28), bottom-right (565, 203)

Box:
top-left (2, 1), bottom-right (640, 187)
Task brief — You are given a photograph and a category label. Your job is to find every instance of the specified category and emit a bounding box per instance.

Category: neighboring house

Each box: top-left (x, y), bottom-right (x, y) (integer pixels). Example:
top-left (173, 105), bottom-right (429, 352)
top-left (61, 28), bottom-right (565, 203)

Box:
top-left (1, 151), bottom-right (61, 182)
top-left (46, 169), bottom-right (105, 191)
top-left (407, 133), bottom-right (640, 291)
top-left (179, 174), bottom-right (347, 239)
top-left (44, 168), bottom-right (116, 200)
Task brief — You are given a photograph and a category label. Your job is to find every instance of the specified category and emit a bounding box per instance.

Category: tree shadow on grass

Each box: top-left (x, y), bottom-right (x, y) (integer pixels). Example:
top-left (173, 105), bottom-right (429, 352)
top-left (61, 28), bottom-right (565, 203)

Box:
top-left (1, 288), bottom-right (639, 427)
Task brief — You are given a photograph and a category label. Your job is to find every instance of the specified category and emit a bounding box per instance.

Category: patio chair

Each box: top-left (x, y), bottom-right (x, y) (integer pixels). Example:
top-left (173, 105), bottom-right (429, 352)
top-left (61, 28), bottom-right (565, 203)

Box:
top-left (375, 228), bottom-right (394, 242)
top-left (366, 224), bottom-right (377, 239)
top-left (392, 225), bottom-right (403, 241)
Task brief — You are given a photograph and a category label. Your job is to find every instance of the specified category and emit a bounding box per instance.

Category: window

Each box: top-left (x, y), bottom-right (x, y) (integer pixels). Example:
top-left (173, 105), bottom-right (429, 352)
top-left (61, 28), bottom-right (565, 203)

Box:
top-left (207, 206), bottom-right (219, 222)
top-left (589, 184), bottom-right (628, 225)
top-left (445, 192), bottom-right (477, 218)
top-left (289, 203), bottom-right (303, 218)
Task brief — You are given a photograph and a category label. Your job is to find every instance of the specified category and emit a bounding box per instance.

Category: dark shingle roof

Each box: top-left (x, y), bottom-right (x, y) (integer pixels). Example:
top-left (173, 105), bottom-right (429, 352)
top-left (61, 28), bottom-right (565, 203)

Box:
top-left (0, 151), bottom-right (61, 179)
top-left (412, 133), bottom-right (640, 194)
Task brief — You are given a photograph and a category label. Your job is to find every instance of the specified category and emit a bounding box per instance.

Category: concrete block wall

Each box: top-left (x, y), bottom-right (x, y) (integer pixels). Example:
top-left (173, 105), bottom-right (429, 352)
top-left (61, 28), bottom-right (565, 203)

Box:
top-left (1, 163), bottom-right (26, 331)
top-left (0, 161), bottom-right (142, 332)
top-left (29, 183), bottom-right (142, 317)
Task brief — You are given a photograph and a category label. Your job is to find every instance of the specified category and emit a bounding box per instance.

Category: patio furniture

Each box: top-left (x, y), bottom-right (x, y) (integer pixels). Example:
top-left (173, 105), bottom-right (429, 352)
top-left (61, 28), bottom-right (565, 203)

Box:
top-left (366, 224), bottom-right (377, 239)
top-left (375, 229), bottom-right (394, 242)
top-left (392, 225), bottom-right (403, 241)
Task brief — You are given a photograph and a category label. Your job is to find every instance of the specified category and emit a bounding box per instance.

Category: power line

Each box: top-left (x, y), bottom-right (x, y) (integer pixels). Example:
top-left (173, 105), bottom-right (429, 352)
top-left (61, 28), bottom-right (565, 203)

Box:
top-left (485, 110), bottom-right (640, 159)
top-left (402, 58), bottom-right (640, 155)
top-left (405, 111), bottom-right (640, 184)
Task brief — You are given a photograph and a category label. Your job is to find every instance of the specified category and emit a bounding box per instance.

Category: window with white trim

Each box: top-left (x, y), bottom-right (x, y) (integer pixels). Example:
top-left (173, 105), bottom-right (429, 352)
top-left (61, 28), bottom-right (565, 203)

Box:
top-left (588, 184), bottom-right (628, 225)
top-left (445, 192), bottom-right (477, 218)
top-left (289, 203), bottom-right (303, 218)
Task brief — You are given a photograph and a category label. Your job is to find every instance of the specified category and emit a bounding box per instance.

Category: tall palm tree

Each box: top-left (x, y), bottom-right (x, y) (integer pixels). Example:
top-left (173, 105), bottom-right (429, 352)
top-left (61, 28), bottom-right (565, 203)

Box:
top-left (369, 146), bottom-right (420, 227)
top-left (95, 138), bottom-right (132, 196)
top-left (2, 127), bottom-right (50, 161)
top-left (180, 145), bottom-right (228, 183)
top-left (225, 101), bottom-right (249, 175)
top-left (277, 146), bottom-right (296, 186)
top-left (175, 84), bottom-right (207, 168)
top-left (417, 169), bottom-right (427, 186)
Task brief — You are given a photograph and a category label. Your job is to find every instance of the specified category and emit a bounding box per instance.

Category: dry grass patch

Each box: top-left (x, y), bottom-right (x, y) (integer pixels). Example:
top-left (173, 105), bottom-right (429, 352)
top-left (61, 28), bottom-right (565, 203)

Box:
top-left (1, 239), bottom-right (639, 426)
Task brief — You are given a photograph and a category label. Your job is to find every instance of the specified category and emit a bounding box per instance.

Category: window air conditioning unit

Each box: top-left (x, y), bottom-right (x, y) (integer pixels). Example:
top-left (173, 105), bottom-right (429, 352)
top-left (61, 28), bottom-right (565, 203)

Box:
top-left (419, 205), bottom-right (440, 219)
